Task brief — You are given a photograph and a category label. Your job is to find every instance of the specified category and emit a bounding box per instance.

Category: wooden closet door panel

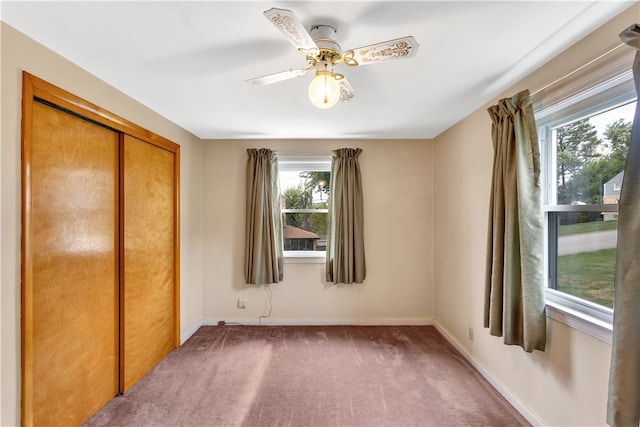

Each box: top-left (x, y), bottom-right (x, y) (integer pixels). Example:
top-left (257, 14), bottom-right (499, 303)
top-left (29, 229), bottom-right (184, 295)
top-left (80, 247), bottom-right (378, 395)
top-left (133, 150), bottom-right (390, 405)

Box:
top-left (123, 134), bottom-right (177, 391)
top-left (28, 101), bottom-right (119, 426)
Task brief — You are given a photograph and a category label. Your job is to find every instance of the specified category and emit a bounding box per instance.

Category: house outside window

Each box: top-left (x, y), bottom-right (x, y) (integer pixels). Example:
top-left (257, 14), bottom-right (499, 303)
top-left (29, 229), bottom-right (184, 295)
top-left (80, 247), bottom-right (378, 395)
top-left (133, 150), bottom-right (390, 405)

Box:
top-left (534, 44), bottom-right (636, 338)
top-left (279, 153), bottom-right (331, 260)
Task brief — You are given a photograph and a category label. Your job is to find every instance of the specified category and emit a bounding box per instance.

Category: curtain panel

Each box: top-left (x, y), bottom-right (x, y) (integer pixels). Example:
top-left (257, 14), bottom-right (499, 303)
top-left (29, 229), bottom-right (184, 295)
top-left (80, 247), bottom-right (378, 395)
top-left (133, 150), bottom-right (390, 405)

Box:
top-left (326, 148), bottom-right (366, 284)
top-left (244, 148), bottom-right (283, 285)
top-left (484, 90), bottom-right (546, 353)
top-left (607, 46), bottom-right (640, 427)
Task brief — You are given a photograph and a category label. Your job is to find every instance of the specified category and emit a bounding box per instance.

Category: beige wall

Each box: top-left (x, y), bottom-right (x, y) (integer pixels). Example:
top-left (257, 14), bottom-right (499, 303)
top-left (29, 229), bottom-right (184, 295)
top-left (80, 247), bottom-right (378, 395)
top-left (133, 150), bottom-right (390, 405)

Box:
top-left (0, 22), bottom-right (204, 426)
top-left (433, 4), bottom-right (639, 426)
top-left (202, 139), bottom-right (434, 325)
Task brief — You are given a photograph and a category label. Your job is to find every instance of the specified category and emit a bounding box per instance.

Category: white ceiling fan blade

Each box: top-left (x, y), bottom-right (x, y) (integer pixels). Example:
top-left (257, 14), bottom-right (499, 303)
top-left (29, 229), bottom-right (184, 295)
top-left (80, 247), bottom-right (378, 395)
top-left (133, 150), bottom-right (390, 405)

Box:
top-left (246, 68), bottom-right (309, 86)
top-left (339, 78), bottom-right (355, 102)
top-left (263, 8), bottom-right (319, 56)
top-left (341, 36), bottom-right (419, 66)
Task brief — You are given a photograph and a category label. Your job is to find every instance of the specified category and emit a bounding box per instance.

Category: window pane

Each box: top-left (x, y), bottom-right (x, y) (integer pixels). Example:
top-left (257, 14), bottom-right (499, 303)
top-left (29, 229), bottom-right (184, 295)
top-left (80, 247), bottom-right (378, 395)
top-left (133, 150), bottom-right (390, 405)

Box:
top-left (551, 212), bottom-right (616, 308)
top-left (280, 165), bottom-right (330, 254)
top-left (283, 213), bottom-right (327, 251)
top-left (546, 102), bottom-right (632, 309)
top-left (280, 170), bottom-right (330, 209)
top-left (552, 102), bottom-right (633, 205)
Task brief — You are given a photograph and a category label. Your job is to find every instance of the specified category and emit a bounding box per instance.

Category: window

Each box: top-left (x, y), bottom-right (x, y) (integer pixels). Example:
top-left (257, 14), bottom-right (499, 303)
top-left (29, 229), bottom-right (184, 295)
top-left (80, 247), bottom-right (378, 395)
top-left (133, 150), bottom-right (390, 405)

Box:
top-left (278, 153), bottom-right (331, 260)
top-left (535, 44), bottom-right (636, 338)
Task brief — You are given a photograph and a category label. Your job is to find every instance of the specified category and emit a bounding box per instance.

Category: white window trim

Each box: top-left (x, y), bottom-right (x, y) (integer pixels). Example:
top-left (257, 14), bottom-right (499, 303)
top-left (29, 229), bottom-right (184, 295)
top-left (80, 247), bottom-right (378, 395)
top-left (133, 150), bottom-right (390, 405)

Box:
top-left (278, 153), bottom-right (331, 173)
top-left (535, 44), bottom-right (635, 344)
top-left (284, 251), bottom-right (326, 264)
top-left (279, 152), bottom-right (331, 261)
top-left (546, 289), bottom-right (613, 344)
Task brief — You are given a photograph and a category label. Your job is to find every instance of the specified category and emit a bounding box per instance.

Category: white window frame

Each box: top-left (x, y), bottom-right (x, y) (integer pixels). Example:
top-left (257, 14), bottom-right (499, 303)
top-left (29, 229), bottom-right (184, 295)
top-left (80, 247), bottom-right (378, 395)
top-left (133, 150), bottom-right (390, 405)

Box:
top-left (278, 153), bottom-right (331, 264)
top-left (534, 44), bottom-right (636, 343)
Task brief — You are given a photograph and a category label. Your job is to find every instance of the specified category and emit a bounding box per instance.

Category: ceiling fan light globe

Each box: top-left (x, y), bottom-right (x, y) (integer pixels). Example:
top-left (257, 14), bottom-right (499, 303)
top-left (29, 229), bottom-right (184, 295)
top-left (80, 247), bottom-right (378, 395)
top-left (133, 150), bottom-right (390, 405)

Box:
top-left (308, 71), bottom-right (340, 109)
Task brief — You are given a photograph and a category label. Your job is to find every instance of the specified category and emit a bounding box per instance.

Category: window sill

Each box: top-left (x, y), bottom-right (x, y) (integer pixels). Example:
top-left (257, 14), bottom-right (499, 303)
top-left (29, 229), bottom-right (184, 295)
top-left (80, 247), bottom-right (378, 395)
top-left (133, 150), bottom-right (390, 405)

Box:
top-left (284, 252), bottom-right (326, 264)
top-left (545, 299), bottom-right (613, 344)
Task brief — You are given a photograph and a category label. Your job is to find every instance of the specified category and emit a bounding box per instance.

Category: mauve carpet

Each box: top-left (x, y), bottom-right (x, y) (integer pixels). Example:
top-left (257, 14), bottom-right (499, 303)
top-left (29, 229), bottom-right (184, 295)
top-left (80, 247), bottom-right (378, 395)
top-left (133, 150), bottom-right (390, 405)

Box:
top-left (84, 325), bottom-right (530, 427)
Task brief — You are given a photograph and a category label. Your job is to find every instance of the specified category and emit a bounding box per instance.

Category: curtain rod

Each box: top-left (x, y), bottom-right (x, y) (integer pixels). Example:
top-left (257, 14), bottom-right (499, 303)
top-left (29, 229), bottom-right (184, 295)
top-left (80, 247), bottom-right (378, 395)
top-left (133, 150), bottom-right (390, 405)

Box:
top-left (530, 41), bottom-right (625, 98)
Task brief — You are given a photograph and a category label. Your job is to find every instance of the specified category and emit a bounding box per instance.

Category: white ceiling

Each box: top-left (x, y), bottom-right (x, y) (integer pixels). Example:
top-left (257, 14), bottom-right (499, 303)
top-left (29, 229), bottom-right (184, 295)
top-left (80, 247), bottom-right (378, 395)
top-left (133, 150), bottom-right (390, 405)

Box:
top-left (1, 1), bottom-right (635, 139)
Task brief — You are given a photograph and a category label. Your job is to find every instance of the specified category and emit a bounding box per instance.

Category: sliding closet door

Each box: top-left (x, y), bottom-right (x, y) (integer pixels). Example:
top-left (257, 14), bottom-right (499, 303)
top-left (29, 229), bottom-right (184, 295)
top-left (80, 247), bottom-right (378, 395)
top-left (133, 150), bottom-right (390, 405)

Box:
top-left (122, 134), bottom-right (179, 391)
top-left (22, 73), bottom-right (180, 424)
top-left (23, 101), bottom-right (119, 426)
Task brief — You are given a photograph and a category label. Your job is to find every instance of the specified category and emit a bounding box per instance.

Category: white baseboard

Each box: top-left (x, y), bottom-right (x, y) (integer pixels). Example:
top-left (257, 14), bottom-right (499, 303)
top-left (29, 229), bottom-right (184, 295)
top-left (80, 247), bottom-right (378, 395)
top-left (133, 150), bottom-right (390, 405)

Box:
top-left (433, 320), bottom-right (544, 427)
top-left (202, 317), bottom-right (434, 327)
top-left (180, 319), bottom-right (205, 345)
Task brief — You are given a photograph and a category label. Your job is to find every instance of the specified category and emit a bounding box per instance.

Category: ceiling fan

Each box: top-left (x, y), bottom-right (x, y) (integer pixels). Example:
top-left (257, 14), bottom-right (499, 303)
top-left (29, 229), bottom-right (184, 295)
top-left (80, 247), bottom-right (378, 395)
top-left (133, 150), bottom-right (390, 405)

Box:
top-left (246, 7), bottom-right (419, 109)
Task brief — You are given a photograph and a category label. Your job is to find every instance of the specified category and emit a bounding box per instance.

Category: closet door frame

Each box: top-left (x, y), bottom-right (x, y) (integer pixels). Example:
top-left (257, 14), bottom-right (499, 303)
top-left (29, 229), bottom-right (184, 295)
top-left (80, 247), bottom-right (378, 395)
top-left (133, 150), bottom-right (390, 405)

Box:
top-left (21, 72), bottom-right (181, 425)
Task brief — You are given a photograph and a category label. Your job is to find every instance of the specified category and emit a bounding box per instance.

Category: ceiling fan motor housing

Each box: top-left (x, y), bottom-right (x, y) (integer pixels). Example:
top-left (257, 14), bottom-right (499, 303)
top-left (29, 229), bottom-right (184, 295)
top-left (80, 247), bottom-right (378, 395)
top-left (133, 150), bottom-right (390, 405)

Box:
top-left (310, 25), bottom-right (341, 61)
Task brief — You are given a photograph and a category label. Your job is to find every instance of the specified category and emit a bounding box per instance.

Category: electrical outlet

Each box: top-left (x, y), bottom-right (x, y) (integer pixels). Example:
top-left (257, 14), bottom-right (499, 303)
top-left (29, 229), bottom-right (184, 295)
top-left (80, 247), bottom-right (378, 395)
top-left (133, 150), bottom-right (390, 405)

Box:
top-left (468, 327), bottom-right (474, 342)
top-left (237, 298), bottom-right (246, 309)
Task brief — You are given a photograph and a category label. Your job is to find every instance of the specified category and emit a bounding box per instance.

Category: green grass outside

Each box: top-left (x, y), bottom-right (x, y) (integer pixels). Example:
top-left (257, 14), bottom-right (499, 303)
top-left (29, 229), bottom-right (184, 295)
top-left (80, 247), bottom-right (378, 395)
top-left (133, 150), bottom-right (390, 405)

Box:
top-left (556, 219), bottom-right (617, 308)
top-left (557, 248), bottom-right (615, 308)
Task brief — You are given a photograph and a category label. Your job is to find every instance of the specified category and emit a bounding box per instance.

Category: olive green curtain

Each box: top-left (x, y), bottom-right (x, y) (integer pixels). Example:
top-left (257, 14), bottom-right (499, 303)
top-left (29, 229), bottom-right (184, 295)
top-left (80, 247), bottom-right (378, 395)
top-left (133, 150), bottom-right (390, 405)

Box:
top-left (607, 48), bottom-right (640, 427)
top-left (244, 148), bottom-right (283, 284)
top-left (484, 90), bottom-right (546, 353)
top-left (326, 148), bottom-right (366, 284)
